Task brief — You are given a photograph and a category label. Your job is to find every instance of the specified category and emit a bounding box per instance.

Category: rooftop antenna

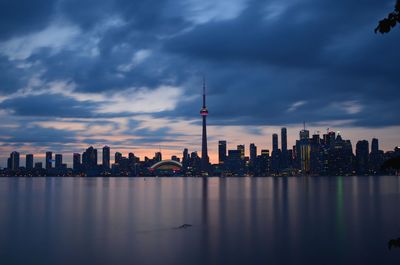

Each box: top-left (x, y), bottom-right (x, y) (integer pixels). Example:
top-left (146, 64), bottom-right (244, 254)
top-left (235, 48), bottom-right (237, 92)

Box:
top-left (303, 121), bottom-right (306, 131)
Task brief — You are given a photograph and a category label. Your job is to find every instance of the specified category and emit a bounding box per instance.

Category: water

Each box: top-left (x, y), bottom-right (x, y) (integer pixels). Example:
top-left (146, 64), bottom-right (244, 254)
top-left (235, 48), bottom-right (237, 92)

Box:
top-left (0, 176), bottom-right (400, 265)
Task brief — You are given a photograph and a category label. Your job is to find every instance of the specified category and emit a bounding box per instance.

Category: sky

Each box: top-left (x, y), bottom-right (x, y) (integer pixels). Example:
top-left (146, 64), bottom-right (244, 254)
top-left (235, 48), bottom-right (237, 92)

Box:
top-left (1, 0), bottom-right (400, 167)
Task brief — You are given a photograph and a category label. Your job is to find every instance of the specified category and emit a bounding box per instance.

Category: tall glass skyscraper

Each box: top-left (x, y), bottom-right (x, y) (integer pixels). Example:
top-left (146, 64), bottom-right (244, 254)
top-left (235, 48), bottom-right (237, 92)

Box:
top-left (218, 141), bottom-right (227, 164)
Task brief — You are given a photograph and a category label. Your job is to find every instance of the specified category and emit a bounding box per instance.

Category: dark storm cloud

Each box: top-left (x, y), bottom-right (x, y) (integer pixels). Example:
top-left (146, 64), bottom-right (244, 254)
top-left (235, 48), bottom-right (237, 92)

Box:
top-left (0, 94), bottom-right (98, 118)
top-left (1, 0), bottom-right (400, 132)
top-left (0, 56), bottom-right (29, 94)
top-left (59, 0), bottom-right (188, 32)
top-left (164, 0), bottom-right (384, 67)
top-left (0, 125), bottom-right (77, 144)
top-left (0, 0), bottom-right (56, 40)
top-left (32, 47), bottom-right (180, 93)
top-left (160, 0), bottom-right (400, 127)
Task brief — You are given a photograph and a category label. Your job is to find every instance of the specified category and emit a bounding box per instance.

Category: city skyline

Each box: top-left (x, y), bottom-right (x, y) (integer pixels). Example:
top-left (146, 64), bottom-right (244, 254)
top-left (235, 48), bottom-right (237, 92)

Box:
top-left (2, 125), bottom-right (400, 168)
top-left (1, 0), bottom-right (400, 169)
top-left (2, 126), bottom-right (399, 171)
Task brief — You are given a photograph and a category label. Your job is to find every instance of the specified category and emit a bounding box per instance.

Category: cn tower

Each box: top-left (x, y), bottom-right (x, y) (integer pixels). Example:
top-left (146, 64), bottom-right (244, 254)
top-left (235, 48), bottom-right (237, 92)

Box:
top-left (200, 78), bottom-right (209, 172)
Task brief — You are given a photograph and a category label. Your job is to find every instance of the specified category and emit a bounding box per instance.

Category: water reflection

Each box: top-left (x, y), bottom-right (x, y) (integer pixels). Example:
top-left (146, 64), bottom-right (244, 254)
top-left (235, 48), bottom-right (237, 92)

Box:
top-left (336, 176), bottom-right (345, 239)
top-left (1, 177), bottom-right (400, 265)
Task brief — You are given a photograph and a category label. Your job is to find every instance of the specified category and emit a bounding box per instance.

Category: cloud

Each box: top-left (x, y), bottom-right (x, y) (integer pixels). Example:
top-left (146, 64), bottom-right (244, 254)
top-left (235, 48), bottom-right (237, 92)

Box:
top-left (0, 22), bottom-right (80, 60)
top-left (98, 85), bottom-right (183, 113)
top-left (0, 124), bottom-right (77, 144)
top-left (0, 56), bottom-right (29, 95)
top-left (0, 0), bottom-right (56, 40)
top-left (0, 93), bottom-right (97, 118)
top-left (117, 49), bottom-right (152, 72)
top-left (288, 101), bottom-right (307, 112)
top-left (182, 0), bottom-right (249, 24)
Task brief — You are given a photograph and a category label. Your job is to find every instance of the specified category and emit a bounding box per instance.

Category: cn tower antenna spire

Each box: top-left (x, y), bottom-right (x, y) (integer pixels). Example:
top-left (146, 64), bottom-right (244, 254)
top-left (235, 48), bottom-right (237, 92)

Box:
top-left (203, 76), bottom-right (206, 108)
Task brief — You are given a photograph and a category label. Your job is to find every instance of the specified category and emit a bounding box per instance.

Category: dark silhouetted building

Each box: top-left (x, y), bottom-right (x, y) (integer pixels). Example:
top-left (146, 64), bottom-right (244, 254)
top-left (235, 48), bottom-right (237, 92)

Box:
top-left (115, 152), bottom-right (122, 165)
top-left (155, 152), bottom-right (162, 162)
top-left (182, 148), bottom-right (189, 169)
top-left (46, 152), bottom-right (52, 170)
top-left (310, 134), bottom-right (322, 174)
top-left (371, 138), bottom-right (379, 154)
top-left (250, 143), bottom-right (257, 162)
top-left (281, 128), bottom-right (288, 169)
top-left (9, 151), bottom-right (20, 171)
top-left (271, 134), bottom-right (280, 173)
top-left (356, 140), bottom-right (369, 175)
top-left (34, 162), bottom-right (43, 169)
top-left (26, 154), bottom-right (33, 170)
top-left (272, 134), bottom-right (278, 153)
top-left (225, 150), bottom-right (242, 174)
top-left (298, 129), bottom-right (311, 173)
top-left (103, 146), bottom-right (110, 170)
top-left (55, 154), bottom-right (62, 169)
top-left (82, 146), bottom-right (97, 170)
top-left (281, 128), bottom-right (287, 153)
top-left (73, 153), bottom-right (81, 171)
top-left (369, 138), bottom-right (384, 174)
top-left (237, 145), bottom-right (245, 160)
top-left (218, 140), bottom-right (227, 164)
top-left (256, 149), bottom-right (270, 175)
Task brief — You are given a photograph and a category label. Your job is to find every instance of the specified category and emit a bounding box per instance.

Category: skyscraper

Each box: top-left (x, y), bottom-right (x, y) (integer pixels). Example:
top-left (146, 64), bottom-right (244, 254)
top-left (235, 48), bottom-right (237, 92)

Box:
top-left (281, 128), bottom-right (287, 153)
top-left (369, 138), bottom-right (383, 174)
top-left (356, 140), bottom-right (369, 174)
top-left (300, 129), bottom-right (310, 140)
top-left (115, 152), bottom-right (122, 164)
top-left (82, 146), bottom-right (97, 170)
top-left (271, 134), bottom-right (280, 173)
top-left (298, 128), bottom-right (311, 173)
top-left (155, 152), bottom-right (162, 162)
top-left (73, 153), bottom-right (81, 171)
top-left (182, 148), bottom-right (189, 169)
top-left (371, 138), bottom-right (379, 154)
top-left (226, 150), bottom-right (242, 174)
top-left (272, 134), bottom-right (279, 152)
top-left (10, 151), bottom-right (20, 171)
top-left (218, 140), bottom-right (227, 164)
top-left (26, 154), bottom-right (33, 170)
top-left (281, 128), bottom-right (288, 169)
top-left (103, 146), bottom-right (110, 170)
top-left (250, 143), bottom-right (257, 162)
top-left (55, 154), bottom-right (62, 169)
top-left (200, 78), bottom-right (209, 172)
top-left (46, 151), bottom-right (52, 170)
top-left (237, 145), bottom-right (245, 160)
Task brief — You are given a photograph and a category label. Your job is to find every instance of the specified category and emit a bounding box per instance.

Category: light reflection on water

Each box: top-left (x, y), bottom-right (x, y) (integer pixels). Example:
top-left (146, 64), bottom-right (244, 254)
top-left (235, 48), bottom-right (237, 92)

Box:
top-left (0, 176), bottom-right (400, 265)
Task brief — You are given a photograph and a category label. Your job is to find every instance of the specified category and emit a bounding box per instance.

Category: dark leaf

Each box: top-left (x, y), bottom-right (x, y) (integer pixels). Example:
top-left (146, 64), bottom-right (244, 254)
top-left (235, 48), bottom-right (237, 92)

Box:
top-left (395, 0), bottom-right (400, 12)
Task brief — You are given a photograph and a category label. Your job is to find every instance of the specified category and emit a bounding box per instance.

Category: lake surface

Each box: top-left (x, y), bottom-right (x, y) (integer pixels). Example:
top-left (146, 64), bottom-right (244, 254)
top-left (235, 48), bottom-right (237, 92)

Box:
top-left (1, 176), bottom-right (400, 265)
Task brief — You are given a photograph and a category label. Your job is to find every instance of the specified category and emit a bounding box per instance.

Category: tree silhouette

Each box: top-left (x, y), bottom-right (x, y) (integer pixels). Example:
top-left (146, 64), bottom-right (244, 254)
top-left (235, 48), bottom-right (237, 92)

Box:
top-left (375, 0), bottom-right (400, 33)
